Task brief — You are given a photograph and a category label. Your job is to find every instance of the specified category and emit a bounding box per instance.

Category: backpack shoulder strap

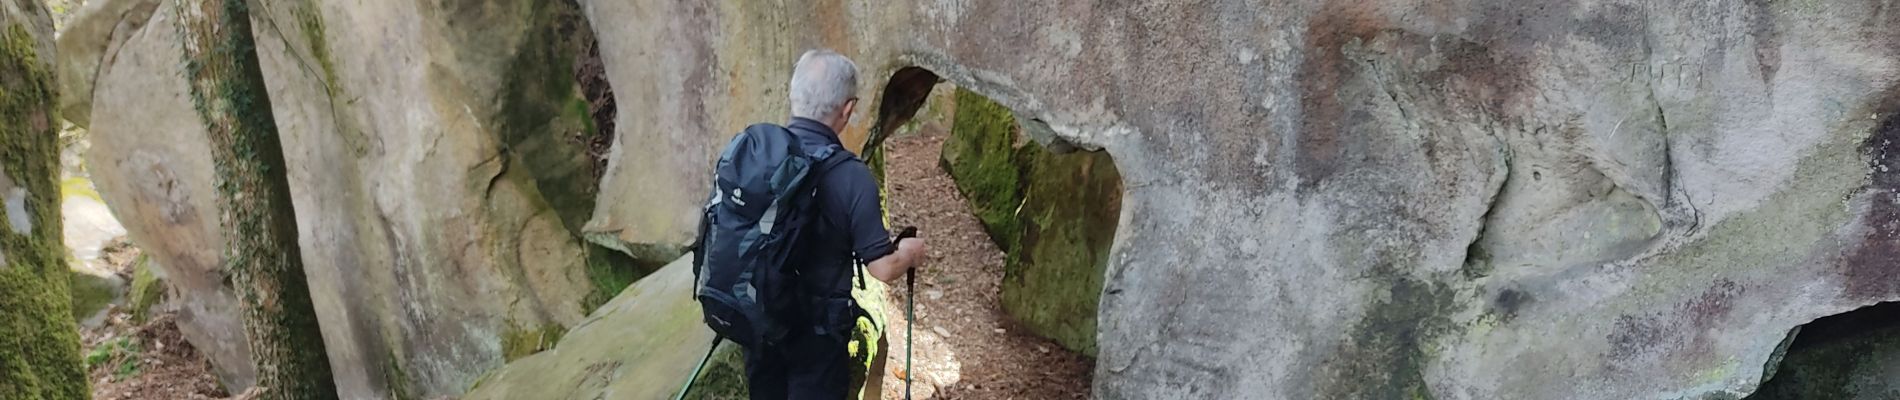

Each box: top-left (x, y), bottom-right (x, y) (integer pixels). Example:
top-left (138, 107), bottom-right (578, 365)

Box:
top-left (809, 143), bottom-right (855, 174)
top-left (798, 144), bottom-right (878, 291)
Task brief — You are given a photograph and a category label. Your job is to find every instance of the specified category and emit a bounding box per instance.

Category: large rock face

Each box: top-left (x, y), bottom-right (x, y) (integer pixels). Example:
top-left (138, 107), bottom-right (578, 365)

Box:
top-left (71, 0), bottom-right (253, 389)
top-left (64, 0), bottom-right (622, 397)
top-left (59, 0), bottom-right (1900, 398)
top-left (577, 1), bottom-right (1900, 399)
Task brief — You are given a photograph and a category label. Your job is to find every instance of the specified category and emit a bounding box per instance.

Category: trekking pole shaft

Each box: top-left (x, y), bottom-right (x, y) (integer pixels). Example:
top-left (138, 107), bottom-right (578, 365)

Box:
top-left (906, 268), bottom-right (914, 400)
top-left (675, 336), bottom-right (722, 400)
top-left (895, 227), bottom-right (918, 400)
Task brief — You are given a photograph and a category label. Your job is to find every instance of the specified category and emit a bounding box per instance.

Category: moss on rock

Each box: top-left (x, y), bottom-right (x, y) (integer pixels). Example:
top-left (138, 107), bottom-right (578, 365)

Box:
top-left (938, 88), bottom-right (1121, 355)
top-left (580, 242), bottom-right (652, 312)
top-left (126, 255), bottom-right (164, 322)
top-left (67, 267), bottom-right (118, 320)
top-left (1002, 145), bottom-right (1120, 356)
top-left (494, 0), bottom-right (603, 234)
top-left (939, 89), bottom-right (1026, 251)
top-left (0, 18), bottom-right (90, 400)
top-left (493, 0), bottom-right (649, 312)
top-left (500, 322), bottom-right (568, 361)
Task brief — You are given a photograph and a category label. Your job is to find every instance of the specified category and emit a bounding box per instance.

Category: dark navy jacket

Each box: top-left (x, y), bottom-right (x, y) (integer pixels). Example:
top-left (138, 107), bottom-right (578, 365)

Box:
top-left (785, 117), bottom-right (895, 301)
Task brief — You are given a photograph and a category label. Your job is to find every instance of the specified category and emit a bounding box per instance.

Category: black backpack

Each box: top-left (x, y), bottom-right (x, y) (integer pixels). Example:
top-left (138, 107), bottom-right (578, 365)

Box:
top-left (690, 123), bottom-right (844, 350)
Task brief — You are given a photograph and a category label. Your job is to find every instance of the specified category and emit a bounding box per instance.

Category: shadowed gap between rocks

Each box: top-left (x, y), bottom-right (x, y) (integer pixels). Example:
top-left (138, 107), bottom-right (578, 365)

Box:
top-left (1746, 301), bottom-right (1900, 400)
top-left (875, 66), bottom-right (1117, 397)
top-left (492, 0), bottom-right (652, 321)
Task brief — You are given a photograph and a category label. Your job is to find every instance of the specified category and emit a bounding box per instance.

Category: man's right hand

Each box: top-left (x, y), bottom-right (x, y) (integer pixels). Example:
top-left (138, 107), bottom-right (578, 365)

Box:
top-left (868, 235), bottom-right (927, 283)
top-left (896, 237), bottom-right (928, 270)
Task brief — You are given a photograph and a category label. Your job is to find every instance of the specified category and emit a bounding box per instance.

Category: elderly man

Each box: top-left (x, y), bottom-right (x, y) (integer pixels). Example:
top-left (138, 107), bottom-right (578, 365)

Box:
top-left (740, 49), bottom-right (928, 399)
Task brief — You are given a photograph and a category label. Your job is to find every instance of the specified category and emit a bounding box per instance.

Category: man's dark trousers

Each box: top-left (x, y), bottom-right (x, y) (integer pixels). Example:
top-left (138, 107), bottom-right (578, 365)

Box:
top-left (743, 329), bottom-right (850, 400)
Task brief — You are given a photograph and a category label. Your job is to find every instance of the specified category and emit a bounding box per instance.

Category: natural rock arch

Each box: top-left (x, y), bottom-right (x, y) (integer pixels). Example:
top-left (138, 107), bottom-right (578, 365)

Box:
top-left (865, 65), bottom-right (1127, 357)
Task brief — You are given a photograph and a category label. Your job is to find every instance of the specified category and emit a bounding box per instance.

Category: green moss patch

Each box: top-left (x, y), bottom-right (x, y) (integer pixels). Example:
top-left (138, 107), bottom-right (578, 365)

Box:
top-left (494, 0), bottom-right (607, 233)
top-left (382, 350), bottom-right (416, 400)
top-left (0, 21), bottom-right (91, 400)
top-left (126, 256), bottom-right (165, 322)
top-left (580, 242), bottom-right (653, 312)
top-left (493, 0), bottom-right (653, 312)
top-left (938, 88), bottom-right (1121, 355)
top-left (67, 268), bottom-right (118, 320)
top-left (500, 322), bottom-right (568, 362)
top-left (939, 89), bottom-right (1026, 250)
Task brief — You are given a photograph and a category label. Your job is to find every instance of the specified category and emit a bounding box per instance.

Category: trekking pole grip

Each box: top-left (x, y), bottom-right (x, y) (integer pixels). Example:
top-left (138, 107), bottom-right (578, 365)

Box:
top-left (895, 226), bottom-right (918, 287)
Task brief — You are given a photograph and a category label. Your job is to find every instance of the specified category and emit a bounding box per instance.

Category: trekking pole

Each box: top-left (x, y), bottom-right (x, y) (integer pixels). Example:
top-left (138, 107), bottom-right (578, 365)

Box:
top-left (895, 226), bottom-right (919, 400)
top-left (674, 335), bottom-right (722, 400)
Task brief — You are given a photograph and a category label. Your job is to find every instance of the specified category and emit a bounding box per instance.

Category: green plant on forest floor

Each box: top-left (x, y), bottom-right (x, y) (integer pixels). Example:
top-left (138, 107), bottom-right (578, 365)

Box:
top-left (85, 336), bottom-right (143, 380)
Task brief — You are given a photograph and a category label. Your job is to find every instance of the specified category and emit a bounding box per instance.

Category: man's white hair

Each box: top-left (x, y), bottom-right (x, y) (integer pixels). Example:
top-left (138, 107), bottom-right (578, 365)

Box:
top-left (789, 49), bottom-right (859, 121)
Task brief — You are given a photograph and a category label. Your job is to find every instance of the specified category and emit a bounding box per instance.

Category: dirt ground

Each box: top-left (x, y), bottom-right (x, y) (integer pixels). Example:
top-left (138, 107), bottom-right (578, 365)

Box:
top-left (82, 311), bottom-right (231, 400)
top-left (875, 129), bottom-right (1094, 400)
top-left (77, 242), bottom-right (231, 400)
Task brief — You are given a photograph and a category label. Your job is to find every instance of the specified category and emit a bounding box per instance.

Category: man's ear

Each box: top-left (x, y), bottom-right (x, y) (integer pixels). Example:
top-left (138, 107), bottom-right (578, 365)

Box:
top-left (840, 98), bottom-right (858, 125)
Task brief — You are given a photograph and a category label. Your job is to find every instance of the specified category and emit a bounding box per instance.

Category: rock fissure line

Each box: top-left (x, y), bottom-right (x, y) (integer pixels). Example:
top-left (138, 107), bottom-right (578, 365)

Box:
top-left (1462, 120), bottom-right (1513, 281)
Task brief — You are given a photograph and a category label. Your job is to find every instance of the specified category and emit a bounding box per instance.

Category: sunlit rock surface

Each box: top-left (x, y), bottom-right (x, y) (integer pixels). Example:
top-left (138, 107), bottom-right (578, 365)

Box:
top-left (64, 0), bottom-right (609, 396)
top-left (575, 1), bottom-right (1900, 398)
top-left (56, 0), bottom-right (1900, 398)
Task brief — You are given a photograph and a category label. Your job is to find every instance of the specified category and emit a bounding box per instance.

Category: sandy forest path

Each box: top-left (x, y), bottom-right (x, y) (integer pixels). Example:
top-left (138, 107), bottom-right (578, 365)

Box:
top-left (874, 129), bottom-right (1093, 400)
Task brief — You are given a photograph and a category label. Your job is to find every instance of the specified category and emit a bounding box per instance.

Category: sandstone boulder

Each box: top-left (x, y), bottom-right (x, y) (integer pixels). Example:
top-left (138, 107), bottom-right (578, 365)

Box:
top-left (464, 255), bottom-right (889, 400)
top-left (66, 0), bottom-right (623, 396)
top-left (574, 1), bottom-right (1900, 398)
top-left (75, 0), bottom-right (251, 388)
top-left (59, 0), bottom-right (1900, 398)
top-left (460, 257), bottom-right (714, 400)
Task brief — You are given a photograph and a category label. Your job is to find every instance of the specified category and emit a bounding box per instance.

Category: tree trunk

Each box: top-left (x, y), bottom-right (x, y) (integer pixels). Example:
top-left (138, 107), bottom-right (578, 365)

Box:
top-left (173, 0), bottom-right (337, 398)
top-left (0, 1), bottom-right (90, 398)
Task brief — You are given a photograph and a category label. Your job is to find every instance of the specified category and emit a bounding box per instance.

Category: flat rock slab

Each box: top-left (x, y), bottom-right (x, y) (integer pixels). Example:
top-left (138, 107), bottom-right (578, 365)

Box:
top-left (463, 257), bottom-right (711, 400)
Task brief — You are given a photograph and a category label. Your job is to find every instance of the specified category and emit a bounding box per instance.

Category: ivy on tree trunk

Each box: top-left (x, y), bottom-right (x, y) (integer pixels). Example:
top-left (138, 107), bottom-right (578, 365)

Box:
top-left (174, 0), bottom-right (337, 398)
